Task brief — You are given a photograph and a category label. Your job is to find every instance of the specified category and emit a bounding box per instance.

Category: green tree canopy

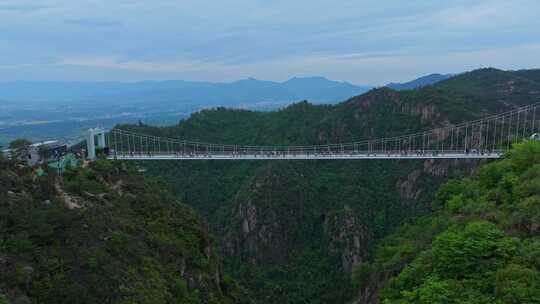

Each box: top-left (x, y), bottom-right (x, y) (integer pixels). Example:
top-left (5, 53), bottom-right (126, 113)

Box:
top-left (9, 138), bottom-right (32, 150)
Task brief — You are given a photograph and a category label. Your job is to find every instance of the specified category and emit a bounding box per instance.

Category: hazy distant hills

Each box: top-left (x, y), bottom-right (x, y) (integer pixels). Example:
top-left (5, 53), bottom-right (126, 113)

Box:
top-left (386, 73), bottom-right (453, 90)
top-left (0, 77), bottom-right (372, 108)
top-left (0, 76), bottom-right (373, 146)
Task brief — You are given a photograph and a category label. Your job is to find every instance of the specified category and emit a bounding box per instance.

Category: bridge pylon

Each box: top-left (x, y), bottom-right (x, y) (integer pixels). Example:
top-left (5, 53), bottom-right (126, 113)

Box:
top-left (86, 127), bottom-right (107, 160)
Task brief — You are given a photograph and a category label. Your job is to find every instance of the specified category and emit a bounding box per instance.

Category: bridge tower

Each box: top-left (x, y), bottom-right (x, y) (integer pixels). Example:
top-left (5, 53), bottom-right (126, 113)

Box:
top-left (86, 127), bottom-right (106, 160)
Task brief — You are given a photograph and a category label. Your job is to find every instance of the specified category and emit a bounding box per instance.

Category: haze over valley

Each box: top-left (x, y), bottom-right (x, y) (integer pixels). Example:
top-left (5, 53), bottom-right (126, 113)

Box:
top-left (0, 76), bottom-right (374, 146)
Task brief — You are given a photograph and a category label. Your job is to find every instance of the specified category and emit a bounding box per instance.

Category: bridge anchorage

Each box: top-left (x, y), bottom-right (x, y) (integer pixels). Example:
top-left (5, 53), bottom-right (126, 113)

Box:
top-left (87, 102), bottom-right (540, 161)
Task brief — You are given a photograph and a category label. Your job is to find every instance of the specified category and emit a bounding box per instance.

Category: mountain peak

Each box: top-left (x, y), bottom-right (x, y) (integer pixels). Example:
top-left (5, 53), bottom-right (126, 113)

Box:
top-left (386, 73), bottom-right (453, 90)
top-left (284, 76), bottom-right (332, 84)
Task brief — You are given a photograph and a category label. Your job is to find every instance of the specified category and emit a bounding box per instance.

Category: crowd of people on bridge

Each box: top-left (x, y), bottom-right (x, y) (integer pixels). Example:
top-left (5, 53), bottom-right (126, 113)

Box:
top-left (107, 147), bottom-right (499, 159)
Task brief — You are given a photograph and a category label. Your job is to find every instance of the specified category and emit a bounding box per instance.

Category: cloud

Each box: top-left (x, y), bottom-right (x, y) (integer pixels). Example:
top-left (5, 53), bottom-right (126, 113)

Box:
top-left (64, 18), bottom-right (123, 28)
top-left (0, 0), bottom-right (538, 83)
top-left (0, 3), bottom-right (49, 12)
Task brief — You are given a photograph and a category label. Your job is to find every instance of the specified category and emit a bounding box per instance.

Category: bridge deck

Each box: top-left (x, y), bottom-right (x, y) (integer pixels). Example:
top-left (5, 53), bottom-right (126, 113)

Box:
top-left (108, 152), bottom-right (504, 160)
top-left (95, 102), bottom-right (540, 162)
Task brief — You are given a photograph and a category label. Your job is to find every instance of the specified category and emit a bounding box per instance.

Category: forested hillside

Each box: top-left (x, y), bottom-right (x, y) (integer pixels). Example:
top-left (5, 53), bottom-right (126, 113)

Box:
top-left (0, 157), bottom-right (247, 304)
top-left (116, 68), bottom-right (540, 303)
top-left (355, 141), bottom-right (540, 303)
top-left (386, 73), bottom-right (453, 90)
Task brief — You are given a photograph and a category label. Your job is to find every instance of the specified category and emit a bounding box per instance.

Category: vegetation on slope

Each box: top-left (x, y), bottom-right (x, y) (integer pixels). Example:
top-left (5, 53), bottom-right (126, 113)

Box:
top-left (355, 141), bottom-right (540, 303)
top-left (0, 157), bottom-right (247, 304)
top-left (115, 68), bottom-right (540, 303)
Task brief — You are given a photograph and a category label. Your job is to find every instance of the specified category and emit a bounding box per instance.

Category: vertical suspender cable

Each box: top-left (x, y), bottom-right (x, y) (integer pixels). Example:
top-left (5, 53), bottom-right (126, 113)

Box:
top-left (531, 106), bottom-right (537, 135)
top-left (506, 112), bottom-right (513, 150)
top-left (465, 123), bottom-right (468, 152)
top-left (499, 115), bottom-right (505, 151)
top-left (515, 110), bottom-right (520, 144)
top-left (537, 106), bottom-right (540, 135)
top-left (532, 106), bottom-right (537, 135)
top-left (480, 121), bottom-right (484, 151)
top-left (480, 120), bottom-right (489, 149)
top-left (492, 117), bottom-right (497, 152)
top-left (422, 132), bottom-right (425, 153)
top-left (523, 107), bottom-right (529, 139)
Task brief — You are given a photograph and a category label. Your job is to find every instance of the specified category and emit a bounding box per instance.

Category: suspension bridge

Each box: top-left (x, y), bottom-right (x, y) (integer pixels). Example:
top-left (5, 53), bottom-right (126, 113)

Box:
top-left (87, 102), bottom-right (540, 161)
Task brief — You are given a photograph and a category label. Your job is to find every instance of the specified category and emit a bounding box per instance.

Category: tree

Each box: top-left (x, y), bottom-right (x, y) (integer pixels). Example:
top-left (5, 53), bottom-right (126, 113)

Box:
top-left (494, 264), bottom-right (540, 303)
top-left (8, 138), bottom-right (32, 160)
top-left (432, 221), bottom-right (516, 280)
top-left (9, 138), bottom-right (32, 150)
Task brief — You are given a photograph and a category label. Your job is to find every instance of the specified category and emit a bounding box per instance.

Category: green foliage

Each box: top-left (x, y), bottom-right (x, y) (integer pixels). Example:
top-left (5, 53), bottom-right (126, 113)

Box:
top-left (8, 138), bottom-right (31, 150)
top-left (494, 264), bottom-right (540, 303)
top-left (0, 159), bottom-right (247, 304)
top-left (432, 221), bottom-right (517, 280)
top-left (0, 294), bottom-right (8, 304)
top-left (351, 262), bottom-right (375, 290)
top-left (399, 275), bottom-right (461, 304)
top-left (8, 138), bottom-right (32, 160)
top-left (106, 69), bottom-right (540, 303)
top-left (226, 246), bottom-right (353, 304)
top-left (362, 141), bottom-right (540, 303)
top-left (506, 140), bottom-right (540, 172)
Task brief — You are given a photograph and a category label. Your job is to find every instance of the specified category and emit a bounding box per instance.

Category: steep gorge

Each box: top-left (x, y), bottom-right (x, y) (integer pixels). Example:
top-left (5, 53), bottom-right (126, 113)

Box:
top-left (122, 68), bottom-right (540, 303)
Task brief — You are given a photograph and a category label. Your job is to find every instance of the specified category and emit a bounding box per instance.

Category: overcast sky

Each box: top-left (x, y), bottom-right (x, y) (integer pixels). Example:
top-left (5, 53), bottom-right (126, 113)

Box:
top-left (0, 0), bottom-right (539, 85)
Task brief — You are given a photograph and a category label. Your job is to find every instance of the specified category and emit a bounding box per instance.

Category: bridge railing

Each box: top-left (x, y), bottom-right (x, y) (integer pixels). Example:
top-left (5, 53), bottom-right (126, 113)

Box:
top-left (99, 101), bottom-right (540, 159)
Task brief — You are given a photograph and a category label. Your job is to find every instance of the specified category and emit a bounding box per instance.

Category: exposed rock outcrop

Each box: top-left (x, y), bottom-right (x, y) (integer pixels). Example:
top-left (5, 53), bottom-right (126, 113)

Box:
top-left (325, 205), bottom-right (373, 273)
top-left (221, 162), bottom-right (314, 265)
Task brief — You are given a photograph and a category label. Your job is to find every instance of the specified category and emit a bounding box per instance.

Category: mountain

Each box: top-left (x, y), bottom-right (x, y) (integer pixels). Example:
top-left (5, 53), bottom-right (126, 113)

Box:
top-left (0, 77), bottom-right (372, 107)
top-left (354, 141), bottom-right (540, 303)
top-left (282, 76), bottom-right (365, 102)
top-left (4, 67), bottom-right (540, 303)
top-left (0, 158), bottom-right (248, 304)
top-left (386, 73), bottom-right (453, 90)
top-left (0, 77), bottom-right (371, 147)
top-left (114, 68), bottom-right (540, 303)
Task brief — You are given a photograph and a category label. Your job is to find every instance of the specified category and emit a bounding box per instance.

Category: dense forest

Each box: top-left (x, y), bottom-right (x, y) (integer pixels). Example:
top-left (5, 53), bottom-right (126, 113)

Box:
top-left (114, 68), bottom-right (540, 303)
top-left (356, 141), bottom-right (540, 303)
top-left (2, 68), bottom-right (540, 303)
top-left (0, 157), bottom-right (248, 303)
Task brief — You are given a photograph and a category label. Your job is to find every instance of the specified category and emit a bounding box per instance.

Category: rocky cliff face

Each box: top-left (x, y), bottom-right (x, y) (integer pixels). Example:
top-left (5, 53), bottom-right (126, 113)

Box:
top-left (221, 162), bottom-right (314, 265)
top-left (324, 205), bottom-right (373, 273)
top-left (220, 161), bottom-right (379, 276)
top-left (396, 158), bottom-right (483, 205)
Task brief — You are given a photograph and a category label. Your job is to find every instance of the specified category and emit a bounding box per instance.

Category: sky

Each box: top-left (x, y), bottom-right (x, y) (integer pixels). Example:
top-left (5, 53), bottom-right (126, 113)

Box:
top-left (0, 0), bottom-right (539, 85)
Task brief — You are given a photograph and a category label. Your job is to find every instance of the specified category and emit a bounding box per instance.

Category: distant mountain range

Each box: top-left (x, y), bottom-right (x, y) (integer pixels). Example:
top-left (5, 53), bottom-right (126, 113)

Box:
top-left (0, 77), bottom-right (372, 108)
top-left (0, 77), bottom-right (374, 146)
top-left (0, 74), bottom-right (460, 109)
top-left (386, 73), bottom-right (454, 90)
